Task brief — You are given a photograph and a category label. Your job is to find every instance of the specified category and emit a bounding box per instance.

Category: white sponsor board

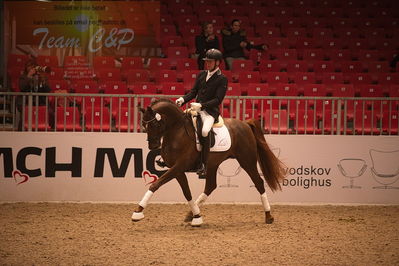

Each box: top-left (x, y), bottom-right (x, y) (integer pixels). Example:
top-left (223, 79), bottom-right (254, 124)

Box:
top-left (0, 132), bottom-right (398, 204)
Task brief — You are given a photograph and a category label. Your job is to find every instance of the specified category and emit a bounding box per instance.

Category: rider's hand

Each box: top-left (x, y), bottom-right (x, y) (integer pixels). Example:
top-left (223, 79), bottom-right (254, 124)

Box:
top-left (190, 102), bottom-right (202, 112)
top-left (176, 97), bottom-right (184, 106)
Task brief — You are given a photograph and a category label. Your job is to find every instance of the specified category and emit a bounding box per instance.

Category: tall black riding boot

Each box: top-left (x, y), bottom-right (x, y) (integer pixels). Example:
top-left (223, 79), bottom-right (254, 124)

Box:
top-left (197, 135), bottom-right (210, 179)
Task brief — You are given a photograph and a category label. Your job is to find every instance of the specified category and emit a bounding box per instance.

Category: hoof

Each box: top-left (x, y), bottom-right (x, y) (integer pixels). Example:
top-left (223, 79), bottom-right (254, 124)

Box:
top-left (266, 217), bottom-right (274, 224)
top-left (265, 211), bottom-right (274, 224)
top-left (191, 216), bottom-right (203, 227)
top-left (131, 212), bottom-right (145, 222)
top-left (184, 213), bottom-right (193, 223)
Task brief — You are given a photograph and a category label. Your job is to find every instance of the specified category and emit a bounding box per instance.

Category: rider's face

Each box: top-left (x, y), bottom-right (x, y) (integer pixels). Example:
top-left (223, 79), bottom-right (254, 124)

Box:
top-left (205, 59), bottom-right (218, 71)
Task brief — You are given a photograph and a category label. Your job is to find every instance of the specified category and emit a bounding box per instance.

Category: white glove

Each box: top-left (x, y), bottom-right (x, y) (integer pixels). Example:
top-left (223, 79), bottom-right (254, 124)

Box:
top-left (190, 102), bottom-right (202, 112)
top-left (175, 97), bottom-right (184, 106)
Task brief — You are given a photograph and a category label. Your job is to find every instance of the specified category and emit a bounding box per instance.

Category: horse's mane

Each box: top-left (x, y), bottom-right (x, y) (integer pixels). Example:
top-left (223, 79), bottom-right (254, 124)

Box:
top-left (150, 98), bottom-right (176, 107)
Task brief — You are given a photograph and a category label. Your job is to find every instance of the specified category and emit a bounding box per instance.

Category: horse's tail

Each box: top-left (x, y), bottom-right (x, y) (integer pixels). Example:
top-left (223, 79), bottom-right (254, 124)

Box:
top-left (247, 119), bottom-right (286, 192)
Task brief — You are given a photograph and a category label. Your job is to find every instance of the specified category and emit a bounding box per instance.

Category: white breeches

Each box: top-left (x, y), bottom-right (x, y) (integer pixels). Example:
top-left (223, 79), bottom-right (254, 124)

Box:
top-left (199, 110), bottom-right (214, 137)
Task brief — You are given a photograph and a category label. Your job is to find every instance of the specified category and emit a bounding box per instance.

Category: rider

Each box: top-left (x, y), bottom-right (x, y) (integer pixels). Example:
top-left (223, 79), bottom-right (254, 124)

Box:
top-left (175, 48), bottom-right (228, 177)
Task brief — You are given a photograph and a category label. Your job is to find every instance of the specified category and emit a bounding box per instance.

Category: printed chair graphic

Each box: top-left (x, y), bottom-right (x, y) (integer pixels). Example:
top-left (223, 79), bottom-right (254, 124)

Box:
top-left (369, 149), bottom-right (399, 189)
top-left (337, 159), bottom-right (367, 189)
top-left (218, 159), bottom-right (241, 188)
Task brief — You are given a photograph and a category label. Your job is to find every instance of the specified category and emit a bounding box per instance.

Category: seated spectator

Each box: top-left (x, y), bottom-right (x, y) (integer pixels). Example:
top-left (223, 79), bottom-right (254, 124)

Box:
top-left (222, 19), bottom-right (267, 70)
top-left (195, 22), bottom-right (220, 70)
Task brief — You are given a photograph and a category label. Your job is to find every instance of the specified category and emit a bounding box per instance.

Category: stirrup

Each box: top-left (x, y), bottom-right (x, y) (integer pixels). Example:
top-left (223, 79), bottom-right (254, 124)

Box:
top-left (196, 164), bottom-right (206, 179)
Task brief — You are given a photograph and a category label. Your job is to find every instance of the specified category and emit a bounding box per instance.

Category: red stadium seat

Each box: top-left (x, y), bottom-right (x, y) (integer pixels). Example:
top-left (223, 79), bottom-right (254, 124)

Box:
top-left (300, 49), bottom-right (326, 61)
top-left (375, 73), bottom-right (399, 85)
top-left (160, 82), bottom-right (185, 95)
top-left (126, 69), bottom-right (150, 83)
top-left (130, 83), bottom-right (158, 94)
top-left (166, 47), bottom-right (189, 66)
top-left (238, 71), bottom-right (260, 86)
top-left (285, 60), bottom-right (310, 72)
top-left (154, 70), bottom-right (177, 83)
top-left (64, 56), bottom-right (89, 67)
top-left (93, 56), bottom-right (116, 70)
top-left (85, 107), bottom-right (111, 132)
top-left (268, 49), bottom-right (298, 60)
top-left (121, 57), bottom-right (144, 71)
top-left (330, 84), bottom-right (355, 97)
top-left (161, 35), bottom-right (183, 48)
top-left (263, 109), bottom-right (289, 134)
top-left (381, 112), bottom-right (399, 135)
top-left (115, 107), bottom-right (136, 132)
top-left (283, 27), bottom-right (308, 38)
top-left (37, 55), bottom-right (59, 67)
top-left (363, 61), bottom-right (391, 73)
top-left (226, 83), bottom-right (242, 96)
top-left (56, 106), bottom-right (82, 131)
top-left (147, 58), bottom-right (172, 71)
top-left (261, 72), bottom-right (289, 84)
top-left (292, 109), bottom-right (321, 134)
top-left (258, 60), bottom-right (284, 72)
top-left (8, 54), bottom-right (29, 68)
top-left (47, 67), bottom-right (65, 80)
top-left (320, 73), bottom-right (345, 85)
top-left (96, 68), bottom-right (121, 82)
top-left (290, 72), bottom-right (317, 85)
top-left (350, 111), bottom-right (380, 135)
top-left (49, 80), bottom-right (69, 92)
top-left (339, 61), bottom-right (365, 73)
top-left (24, 106), bottom-right (51, 131)
top-left (179, 25), bottom-right (202, 39)
top-left (255, 27), bottom-right (282, 38)
top-left (102, 81), bottom-right (129, 95)
top-left (160, 25), bottom-right (177, 36)
top-left (345, 73), bottom-right (373, 85)
top-left (312, 61), bottom-right (336, 73)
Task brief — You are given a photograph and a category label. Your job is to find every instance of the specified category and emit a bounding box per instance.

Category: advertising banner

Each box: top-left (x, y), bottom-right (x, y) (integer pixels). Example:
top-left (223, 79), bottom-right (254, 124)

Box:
top-left (5, 1), bottom-right (160, 53)
top-left (0, 132), bottom-right (398, 204)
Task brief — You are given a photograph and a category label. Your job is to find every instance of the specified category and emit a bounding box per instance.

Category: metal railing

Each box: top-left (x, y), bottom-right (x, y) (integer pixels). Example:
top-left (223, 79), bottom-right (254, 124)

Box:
top-left (0, 92), bottom-right (398, 135)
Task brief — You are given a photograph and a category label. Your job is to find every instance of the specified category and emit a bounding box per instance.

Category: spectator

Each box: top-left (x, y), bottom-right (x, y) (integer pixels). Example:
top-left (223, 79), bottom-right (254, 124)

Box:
top-left (222, 19), bottom-right (267, 70)
top-left (18, 59), bottom-right (53, 129)
top-left (195, 22), bottom-right (220, 70)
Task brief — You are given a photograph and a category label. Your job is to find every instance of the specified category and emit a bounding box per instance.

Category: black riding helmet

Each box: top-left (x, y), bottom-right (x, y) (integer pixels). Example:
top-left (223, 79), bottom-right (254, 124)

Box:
top-left (203, 48), bottom-right (223, 61)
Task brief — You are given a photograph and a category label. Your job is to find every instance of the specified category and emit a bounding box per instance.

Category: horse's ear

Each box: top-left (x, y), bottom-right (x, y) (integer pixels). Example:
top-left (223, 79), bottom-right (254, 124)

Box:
top-left (139, 107), bottom-right (146, 114)
top-left (146, 106), bottom-right (153, 114)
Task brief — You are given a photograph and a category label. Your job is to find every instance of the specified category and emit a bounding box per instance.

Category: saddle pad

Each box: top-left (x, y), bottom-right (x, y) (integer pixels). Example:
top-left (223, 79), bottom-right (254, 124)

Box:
top-left (196, 125), bottom-right (231, 152)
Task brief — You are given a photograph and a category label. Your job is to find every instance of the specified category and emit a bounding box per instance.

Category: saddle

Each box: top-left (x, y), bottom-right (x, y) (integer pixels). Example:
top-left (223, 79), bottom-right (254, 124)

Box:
top-left (187, 109), bottom-right (225, 149)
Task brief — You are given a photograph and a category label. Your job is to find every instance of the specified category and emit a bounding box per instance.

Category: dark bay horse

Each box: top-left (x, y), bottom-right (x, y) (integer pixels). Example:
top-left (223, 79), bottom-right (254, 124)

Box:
top-left (132, 98), bottom-right (286, 226)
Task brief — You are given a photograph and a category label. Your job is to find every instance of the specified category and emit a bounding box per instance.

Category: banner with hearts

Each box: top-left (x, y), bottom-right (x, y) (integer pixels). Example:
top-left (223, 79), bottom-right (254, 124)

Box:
top-left (13, 170), bottom-right (29, 185)
top-left (142, 170), bottom-right (158, 186)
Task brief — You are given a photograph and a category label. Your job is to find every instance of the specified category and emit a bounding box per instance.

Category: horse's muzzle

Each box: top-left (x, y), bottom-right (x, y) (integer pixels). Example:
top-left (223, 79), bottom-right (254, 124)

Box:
top-left (148, 142), bottom-right (161, 150)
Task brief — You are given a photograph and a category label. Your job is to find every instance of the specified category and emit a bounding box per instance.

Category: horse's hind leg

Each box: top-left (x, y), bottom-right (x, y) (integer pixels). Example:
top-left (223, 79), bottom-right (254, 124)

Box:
top-left (237, 156), bottom-right (274, 224)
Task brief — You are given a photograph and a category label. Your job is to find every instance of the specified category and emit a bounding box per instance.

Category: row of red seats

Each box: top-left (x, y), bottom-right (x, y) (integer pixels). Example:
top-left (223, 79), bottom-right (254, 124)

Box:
top-left (24, 106), bottom-right (137, 132)
top-left (168, 23), bottom-right (397, 41)
top-left (24, 102), bottom-right (399, 135)
top-left (164, 0), bottom-right (395, 9)
top-left (161, 2), bottom-right (399, 18)
top-left (248, 108), bottom-right (399, 135)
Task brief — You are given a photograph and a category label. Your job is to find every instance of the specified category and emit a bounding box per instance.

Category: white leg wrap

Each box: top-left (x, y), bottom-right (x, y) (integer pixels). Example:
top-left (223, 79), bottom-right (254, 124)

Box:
top-left (195, 193), bottom-right (208, 206)
top-left (188, 200), bottom-right (200, 216)
top-left (138, 190), bottom-right (154, 209)
top-left (260, 192), bottom-right (271, 212)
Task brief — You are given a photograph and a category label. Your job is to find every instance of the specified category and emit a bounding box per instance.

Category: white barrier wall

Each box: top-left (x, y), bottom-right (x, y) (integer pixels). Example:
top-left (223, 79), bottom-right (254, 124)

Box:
top-left (0, 132), bottom-right (398, 204)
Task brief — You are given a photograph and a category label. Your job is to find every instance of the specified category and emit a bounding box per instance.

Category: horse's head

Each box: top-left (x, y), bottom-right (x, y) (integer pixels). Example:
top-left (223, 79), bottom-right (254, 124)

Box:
top-left (140, 106), bottom-right (166, 150)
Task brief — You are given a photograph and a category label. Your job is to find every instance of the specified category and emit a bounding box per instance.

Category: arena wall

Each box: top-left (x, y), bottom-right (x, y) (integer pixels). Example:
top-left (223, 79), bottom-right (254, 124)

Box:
top-left (0, 132), bottom-right (398, 204)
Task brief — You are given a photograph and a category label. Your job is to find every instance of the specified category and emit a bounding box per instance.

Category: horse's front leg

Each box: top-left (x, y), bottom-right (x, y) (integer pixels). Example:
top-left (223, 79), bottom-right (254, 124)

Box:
top-left (176, 173), bottom-right (203, 227)
top-left (131, 167), bottom-right (181, 222)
